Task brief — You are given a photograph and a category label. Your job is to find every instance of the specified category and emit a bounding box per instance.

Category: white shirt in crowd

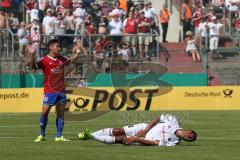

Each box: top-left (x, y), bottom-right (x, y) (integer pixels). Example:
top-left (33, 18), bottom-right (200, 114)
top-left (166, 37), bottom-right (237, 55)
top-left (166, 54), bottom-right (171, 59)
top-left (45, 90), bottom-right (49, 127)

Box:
top-left (143, 8), bottom-right (155, 19)
top-left (17, 28), bottom-right (29, 45)
top-left (30, 9), bottom-right (39, 22)
top-left (145, 114), bottom-right (182, 146)
top-left (74, 7), bottom-right (87, 20)
top-left (38, 0), bottom-right (47, 11)
top-left (225, 0), bottom-right (239, 11)
top-left (207, 22), bottom-right (224, 36)
top-left (118, 48), bottom-right (129, 61)
top-left (42, 16), bottom-right (56, 34)
top-left (186, 39), bottom-right (197, 52)
top-left (198, 21), bottom-right (208, 37)
top-left (108, 20), bottom-right (123, 35)
top-left (111, 8), bottom-right (125, 19)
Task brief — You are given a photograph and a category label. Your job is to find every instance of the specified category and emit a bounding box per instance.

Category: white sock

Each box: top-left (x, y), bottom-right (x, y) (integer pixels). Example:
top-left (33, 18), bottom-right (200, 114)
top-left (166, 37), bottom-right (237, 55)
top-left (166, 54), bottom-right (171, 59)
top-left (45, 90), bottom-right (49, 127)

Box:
top-left (93, 135), bottom-right (115, 144)
top-left (92, 128), bottom-right (113, 137)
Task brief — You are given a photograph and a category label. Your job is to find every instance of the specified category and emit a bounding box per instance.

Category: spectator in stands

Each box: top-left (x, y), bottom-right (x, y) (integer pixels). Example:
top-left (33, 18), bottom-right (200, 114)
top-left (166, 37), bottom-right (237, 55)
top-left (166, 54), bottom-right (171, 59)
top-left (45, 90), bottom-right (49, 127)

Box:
top-left (211, 0), bottom-right (224, 14)
top-left (93, 33), bottom-right (110, 72)
top-left (111, 0), bottom-right (125, 21)
top-left (100, 0), bottom-right (112, 17)
top-left (65, 9), bottom-right (75, 43)
top-left (184, 31), bottom-right (201, 62)
top-left (42, 8), bottom-right (55, 45)
top-left (118, 42), bottom-right (130, 71)
top-left (0, 9), bottom-right (9, 52)
top-left (142, 3), bottom-right (153, 20)
top-left (138, 11), bottom-right (151, 58)
top-left (84, 15), bottom-right (97, 47)
top-left (159, 4), bottom-right (170, 42)
top-left (56, 0), bottom-right (67, 16)
top-left (180, 0), bottom-right (192, 39)
top-left (72, 38), bottom-right (87, 55)
top-left (147, 2), bottom-right (156, 17)
top-left (94, 33), bottom-right (110, 58)
top-left (72, 0), bottom-right (80, 10)
top-left (8, 12), bottom-right (19, 33)
top-left (147, 2), bottom-right (159, 35)
top-left (108, 14), bottom-right (123, 44)
top-left (24, 0), bottom-right (37, 24)
top-left (30, 2), bottom-right (39, 23)
top-left (198, 16), bottom-right (208, 48)
top-left (225, 0), bottom-right (239, 12)
top-left (133, 7), bottom-right (140, 19)
top-left (53, 12), bottom-right (67, 48)
top-left (192, 4), bottom-right (203, 34)
top-left (207, 16), bottom-right (224, 59)
top-left (38, 0), bottom-right (48, 22)
top-left (98, 16), bottom-right (108, 34)
top-left (17, 21), bottom-right (29, 59)
top-left (123, 11), bottom-right (138, 56)
top-left (0, 9), bottom-right (8, 29)
top-left (26, 17), bottom-right (42, 61)
top-left (73, 0), bottom-right (87, 21)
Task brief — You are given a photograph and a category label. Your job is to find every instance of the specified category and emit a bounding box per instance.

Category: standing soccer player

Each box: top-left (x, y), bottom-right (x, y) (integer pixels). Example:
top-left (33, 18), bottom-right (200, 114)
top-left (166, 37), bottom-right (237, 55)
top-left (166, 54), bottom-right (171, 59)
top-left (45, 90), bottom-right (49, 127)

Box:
top-left (28, 39), bottom-right (80, 142)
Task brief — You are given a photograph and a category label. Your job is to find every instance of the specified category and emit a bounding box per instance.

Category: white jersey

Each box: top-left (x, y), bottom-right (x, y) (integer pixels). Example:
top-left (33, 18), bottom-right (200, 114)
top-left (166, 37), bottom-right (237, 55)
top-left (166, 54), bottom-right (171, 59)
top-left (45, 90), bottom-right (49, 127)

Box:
top-left (145, 114), bottom-right (182, 146)
top-left (207, 22), bottom-right (223, 36)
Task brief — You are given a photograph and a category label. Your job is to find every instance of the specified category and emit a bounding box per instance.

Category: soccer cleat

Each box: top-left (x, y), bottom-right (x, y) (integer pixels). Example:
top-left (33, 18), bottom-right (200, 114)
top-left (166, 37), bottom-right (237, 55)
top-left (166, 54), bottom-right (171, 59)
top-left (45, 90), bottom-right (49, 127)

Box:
top-left (83, 128), bottom-right (93, 140)
top-left (78, 132), bottom-right (85, 140)
top-left (55, 136), bottom-right (70, 142)
top-left (34, 135), bottom-right (46, 142)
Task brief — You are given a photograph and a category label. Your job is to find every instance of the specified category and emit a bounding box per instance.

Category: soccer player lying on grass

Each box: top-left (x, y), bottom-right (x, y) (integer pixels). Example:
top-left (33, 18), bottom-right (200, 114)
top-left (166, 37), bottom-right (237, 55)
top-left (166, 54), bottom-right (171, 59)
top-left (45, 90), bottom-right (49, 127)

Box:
top-left (78, 114), bottom-right (197, 146)
top-left (28, 39), bottom-right (80, 142)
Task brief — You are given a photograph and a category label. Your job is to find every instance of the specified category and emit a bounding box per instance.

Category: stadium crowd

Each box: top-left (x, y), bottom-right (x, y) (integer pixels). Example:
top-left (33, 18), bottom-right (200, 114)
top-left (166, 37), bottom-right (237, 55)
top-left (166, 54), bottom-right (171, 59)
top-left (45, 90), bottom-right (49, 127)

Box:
top-left (0, 0), bottom-right (239, 69)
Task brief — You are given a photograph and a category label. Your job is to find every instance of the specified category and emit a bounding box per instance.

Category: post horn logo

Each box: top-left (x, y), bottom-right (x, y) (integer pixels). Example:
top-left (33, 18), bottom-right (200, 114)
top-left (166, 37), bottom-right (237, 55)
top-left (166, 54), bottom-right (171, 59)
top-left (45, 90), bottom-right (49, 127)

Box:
top-left (223, 89), bottom-right (233, 98)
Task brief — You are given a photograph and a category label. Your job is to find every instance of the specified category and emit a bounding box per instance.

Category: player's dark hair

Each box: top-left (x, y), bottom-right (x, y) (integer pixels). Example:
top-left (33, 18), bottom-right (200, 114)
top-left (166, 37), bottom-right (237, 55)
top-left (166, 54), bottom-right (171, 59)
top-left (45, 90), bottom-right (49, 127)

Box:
top-left (184, 130), bottom-right (197, 142)
top-left (47, 39), bottom-right (60, 50)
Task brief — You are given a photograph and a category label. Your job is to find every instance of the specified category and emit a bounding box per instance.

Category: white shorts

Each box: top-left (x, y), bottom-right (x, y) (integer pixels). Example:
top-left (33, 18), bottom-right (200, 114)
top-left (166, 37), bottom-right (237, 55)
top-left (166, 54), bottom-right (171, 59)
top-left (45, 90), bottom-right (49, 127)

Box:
top-left (123, 123), bottom-right (148, 137)
top-left (209, 36), bottom-right (219, 51)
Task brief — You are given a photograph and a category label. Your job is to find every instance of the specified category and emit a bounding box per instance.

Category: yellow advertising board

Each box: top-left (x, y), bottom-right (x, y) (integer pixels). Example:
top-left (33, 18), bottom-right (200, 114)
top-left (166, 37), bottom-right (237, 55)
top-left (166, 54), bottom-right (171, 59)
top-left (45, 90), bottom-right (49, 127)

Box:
top-left (0, 86), bottom-right (239, 112)
top-left (0, 88), bottom-right (43, 112)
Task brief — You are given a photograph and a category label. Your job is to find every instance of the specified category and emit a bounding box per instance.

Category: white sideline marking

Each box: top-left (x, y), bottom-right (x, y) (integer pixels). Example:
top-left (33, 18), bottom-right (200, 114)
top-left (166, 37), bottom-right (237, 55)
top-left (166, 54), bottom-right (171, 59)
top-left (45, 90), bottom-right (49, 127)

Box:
top-left (227, 129), bottom-right (240, 131)
top-left (199, 137), bottom-right (240, 140)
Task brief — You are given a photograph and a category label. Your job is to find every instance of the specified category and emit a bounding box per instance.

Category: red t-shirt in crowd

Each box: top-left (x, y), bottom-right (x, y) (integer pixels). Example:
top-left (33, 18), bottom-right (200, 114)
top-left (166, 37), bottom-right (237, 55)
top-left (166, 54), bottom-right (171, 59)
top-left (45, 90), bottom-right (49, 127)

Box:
top-left (193, 11), bottom-right (202, 28)
top-left (125, 18), bottom-right (138, 34)
top-left (138, 17), bottom-right (151, 33)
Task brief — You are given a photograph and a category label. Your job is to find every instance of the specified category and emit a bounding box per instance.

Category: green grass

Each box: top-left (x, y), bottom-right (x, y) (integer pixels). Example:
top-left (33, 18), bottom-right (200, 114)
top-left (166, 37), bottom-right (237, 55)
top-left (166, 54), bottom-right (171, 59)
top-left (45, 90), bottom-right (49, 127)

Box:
top-left (0, 111), bottom-right (240, 160)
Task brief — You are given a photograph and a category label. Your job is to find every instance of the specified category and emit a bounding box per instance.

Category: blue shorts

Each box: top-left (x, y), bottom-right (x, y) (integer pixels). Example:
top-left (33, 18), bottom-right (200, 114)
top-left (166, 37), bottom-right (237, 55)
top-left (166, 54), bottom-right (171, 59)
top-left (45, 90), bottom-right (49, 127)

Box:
top-left (43, 93), bottom-right (67, 106)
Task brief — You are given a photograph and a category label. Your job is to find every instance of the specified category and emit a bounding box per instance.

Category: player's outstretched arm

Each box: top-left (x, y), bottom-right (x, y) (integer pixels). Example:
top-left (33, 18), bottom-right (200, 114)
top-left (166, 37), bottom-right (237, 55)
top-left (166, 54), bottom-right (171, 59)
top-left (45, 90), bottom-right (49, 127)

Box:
top-left (123, 136), bottom-right (159, 146)
top-left (135, 115), bottom-right (161, 138)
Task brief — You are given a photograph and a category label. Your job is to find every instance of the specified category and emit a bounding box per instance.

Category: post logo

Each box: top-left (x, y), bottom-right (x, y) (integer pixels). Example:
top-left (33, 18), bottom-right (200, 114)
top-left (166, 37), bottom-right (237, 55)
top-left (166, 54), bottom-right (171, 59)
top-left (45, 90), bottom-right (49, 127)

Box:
top-left (223, 89), bottom-right (233, 98)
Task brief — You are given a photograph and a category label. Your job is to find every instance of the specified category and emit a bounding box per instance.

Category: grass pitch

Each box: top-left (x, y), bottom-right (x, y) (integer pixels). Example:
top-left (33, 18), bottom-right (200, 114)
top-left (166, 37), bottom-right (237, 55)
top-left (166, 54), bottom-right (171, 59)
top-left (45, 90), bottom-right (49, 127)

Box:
top-left (0, 111), bottom-right (240, 160)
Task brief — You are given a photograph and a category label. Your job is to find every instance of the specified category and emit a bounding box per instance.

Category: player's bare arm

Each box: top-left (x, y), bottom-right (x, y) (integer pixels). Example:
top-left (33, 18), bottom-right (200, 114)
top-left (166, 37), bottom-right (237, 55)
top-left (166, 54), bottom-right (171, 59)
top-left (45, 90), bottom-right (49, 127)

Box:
top-left (123, 136), bottom-right (159, 146)
top-left (135, 115), bottom-right (160, 137)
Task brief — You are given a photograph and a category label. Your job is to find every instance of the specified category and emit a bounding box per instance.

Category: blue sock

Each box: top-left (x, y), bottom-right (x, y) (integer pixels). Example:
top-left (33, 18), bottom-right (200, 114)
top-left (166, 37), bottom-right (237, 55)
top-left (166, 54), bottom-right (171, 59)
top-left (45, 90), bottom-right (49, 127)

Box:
top-left (40, 116), bottom-right (48, 137)
top-left (56, 118), bottom-right (64, 137)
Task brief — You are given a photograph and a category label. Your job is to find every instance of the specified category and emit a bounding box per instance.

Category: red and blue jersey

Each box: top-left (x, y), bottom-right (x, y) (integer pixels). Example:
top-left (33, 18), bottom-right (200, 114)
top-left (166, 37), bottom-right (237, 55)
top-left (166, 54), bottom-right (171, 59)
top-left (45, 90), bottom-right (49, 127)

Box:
top-left (37, 55), bottom-right (69, 94)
